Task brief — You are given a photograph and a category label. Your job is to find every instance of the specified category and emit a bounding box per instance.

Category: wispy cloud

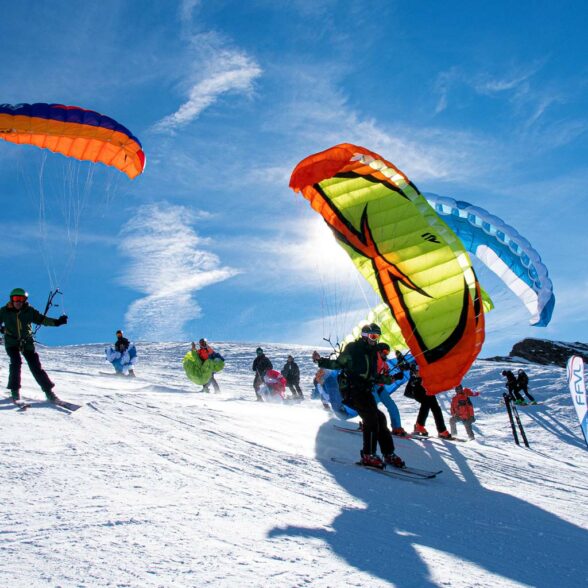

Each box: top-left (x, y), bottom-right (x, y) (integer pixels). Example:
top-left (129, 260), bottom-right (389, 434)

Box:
top-left (118, 203), bottom-right (239, 341)
top-left (153, 35), bottom-right (262, 133)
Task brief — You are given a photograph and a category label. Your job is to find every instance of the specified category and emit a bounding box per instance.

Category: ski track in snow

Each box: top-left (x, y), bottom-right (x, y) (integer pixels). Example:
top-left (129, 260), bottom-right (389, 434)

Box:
top-left (1, 342), bottom-right (587, 587)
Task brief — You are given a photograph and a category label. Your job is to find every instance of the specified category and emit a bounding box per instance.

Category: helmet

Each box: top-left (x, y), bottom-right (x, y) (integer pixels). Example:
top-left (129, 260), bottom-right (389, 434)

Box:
top-left (369, 323), bottom-right (382, 336)
top-left (378, 342), bottom-right (390, 352)
top-left (256, 347), bottom-right (263, 354)
top-left (116, 330), bottom-right (124, 336)
top-left (361, 322), bottom-right (381, 344)
top-left (10, 287), bottom-right (28, 299)
top-left (199, 338), bottom-right (208, 347)
top-left (501, 370), bottom-right (507, 376)
top-left (518, 369), bottom-right (524, 374)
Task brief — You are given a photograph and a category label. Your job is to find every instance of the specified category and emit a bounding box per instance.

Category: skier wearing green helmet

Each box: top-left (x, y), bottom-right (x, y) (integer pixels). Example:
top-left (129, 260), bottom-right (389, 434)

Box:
top-left (312, 323), bottom-right (406, 469)
top-left (0, 288), bottom-right (68, 403)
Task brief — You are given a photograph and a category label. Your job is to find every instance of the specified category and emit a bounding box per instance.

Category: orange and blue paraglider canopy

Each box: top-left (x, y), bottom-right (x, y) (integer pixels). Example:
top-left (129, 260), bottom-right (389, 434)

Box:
top-left (0, 103), bottom-right (145, 179)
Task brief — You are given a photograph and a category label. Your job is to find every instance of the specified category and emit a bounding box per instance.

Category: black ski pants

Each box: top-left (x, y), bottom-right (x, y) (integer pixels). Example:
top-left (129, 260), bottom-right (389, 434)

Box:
top-left (416, 394), bottom-right (448, 433)
top-left (349, 387), bottom-right (394, 456)
top-left (5, 345), bottom-right (54, 394)
top-left (506, 382), bottom-right (525, 403)
top-left (517, 383), bottom-right (535, 403)
top-left (286, 381), bottom-right (304, 398)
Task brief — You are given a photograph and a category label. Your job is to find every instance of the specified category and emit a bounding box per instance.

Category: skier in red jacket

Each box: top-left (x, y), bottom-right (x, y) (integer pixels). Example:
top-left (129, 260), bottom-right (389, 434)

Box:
top-left (449, 384), bottom-right (480, 440)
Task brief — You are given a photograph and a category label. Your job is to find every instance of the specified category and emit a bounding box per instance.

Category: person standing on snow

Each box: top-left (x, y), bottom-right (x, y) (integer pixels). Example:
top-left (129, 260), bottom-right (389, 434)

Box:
top-left (312, 323), bottom-right (405, 469)
top-left (252, 347), bottom-right (273, 401)
top-left (449, 384), bottom-right (480, 440)
top-left (0, 288), bottom-right (67, 403)
top-left (516, 369), bottom-right (537, 404)
top-left (373, 343), bottom-right (408, 436)
top-left (502, 370), bottom-right (526, 404)
top-left (281, 355), bottom-right (304, 400)
top-left (194, 338), bottom-right (221, 393)
top-left (405, 364), bottom-right (453, 439)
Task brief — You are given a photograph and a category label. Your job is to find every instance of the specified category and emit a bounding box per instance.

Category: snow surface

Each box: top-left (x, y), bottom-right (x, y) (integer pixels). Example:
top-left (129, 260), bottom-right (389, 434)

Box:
top-left (1, 342), bottom-right (587, 588)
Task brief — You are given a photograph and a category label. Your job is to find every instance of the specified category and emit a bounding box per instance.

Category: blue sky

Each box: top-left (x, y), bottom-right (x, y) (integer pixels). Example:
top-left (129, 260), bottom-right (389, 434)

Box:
top-left (1, 0), bottom-right (586, 356)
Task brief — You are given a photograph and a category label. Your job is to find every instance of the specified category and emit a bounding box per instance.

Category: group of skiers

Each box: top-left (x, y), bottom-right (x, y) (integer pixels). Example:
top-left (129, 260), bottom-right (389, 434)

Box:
top-left (502, 369), bottom-right (536, 405)
top-left (1, 288), bottom-right (536, 473)
top-left (252, 347), bottom-right (305, 402)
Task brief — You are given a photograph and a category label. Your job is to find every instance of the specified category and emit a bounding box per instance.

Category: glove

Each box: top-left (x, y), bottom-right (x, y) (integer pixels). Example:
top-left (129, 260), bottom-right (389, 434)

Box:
top-left (55, 314), bottom-right (68, 326)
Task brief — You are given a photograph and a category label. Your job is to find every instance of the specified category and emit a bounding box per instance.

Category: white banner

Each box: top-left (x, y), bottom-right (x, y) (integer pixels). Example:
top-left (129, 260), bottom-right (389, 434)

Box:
top-left (566, 355), bottom-right (588, 447)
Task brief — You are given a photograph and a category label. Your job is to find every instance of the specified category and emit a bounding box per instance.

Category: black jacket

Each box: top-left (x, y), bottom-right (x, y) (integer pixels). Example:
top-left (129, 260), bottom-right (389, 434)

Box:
top-left (404, 374), bottom-right (427, 402)
top-left (517, 371), bottom-right (529, 387)
top-left (252, 354), bottom-right (273, 377)
top-left (281, 361), bottom-right (300, 383)
top-left (115, 336), bottom-right (130, 352)
top-left (317, 338), bottom-right (389, 390)
top-left (0, 302), bottom-right (61, 350)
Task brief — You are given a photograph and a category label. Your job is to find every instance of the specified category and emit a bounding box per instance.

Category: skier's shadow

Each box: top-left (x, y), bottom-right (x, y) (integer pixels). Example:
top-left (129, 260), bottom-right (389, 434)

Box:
top-left (269, 421), bottom-right (588, 587)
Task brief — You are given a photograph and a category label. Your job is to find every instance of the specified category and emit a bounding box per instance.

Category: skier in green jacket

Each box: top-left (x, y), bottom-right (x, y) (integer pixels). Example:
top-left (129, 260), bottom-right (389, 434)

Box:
top-left (0, 288), bottom-right (68, 403)
top-left (312, 323), bottom-right (405, 469)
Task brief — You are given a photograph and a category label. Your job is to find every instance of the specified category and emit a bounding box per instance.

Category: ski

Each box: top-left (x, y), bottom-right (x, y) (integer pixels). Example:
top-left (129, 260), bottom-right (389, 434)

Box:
top-left (504, 393), bottom-right (520, 446)
top-left (330, 456), bottom-right (442, 480)
top-left (411, 433), bottom-right (467, 443)
top-left (22, 397), bottom-right (82, 412)
top-left (2, 398), bottom-right (31, 411)
top-left (333, 424), bottom-right (363, 435)
top-left (334, 424), bottom-right (465, 443)
top-left (52, 399), bottom-right (82, 412)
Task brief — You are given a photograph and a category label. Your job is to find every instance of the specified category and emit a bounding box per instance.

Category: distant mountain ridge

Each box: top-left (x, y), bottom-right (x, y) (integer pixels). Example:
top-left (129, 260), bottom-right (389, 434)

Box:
top-left (484, 338), bottom-right (588, 367)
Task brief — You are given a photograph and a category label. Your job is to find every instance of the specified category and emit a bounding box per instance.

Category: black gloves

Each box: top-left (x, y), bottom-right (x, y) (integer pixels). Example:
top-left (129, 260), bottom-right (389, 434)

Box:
top-left (55, 315), bottom-right (68, 326)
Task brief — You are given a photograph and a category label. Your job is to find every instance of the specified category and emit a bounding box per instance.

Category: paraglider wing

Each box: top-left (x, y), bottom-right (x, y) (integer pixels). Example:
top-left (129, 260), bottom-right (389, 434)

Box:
top-left (425, 193), bottom-right (555, 326)
top-left (0, 103), bottom-right (145, 179)
top-left (290, 144), bottom-right (485, 394)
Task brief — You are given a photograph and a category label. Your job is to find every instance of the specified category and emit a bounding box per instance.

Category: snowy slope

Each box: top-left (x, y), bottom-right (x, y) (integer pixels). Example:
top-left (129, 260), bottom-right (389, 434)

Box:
top-left (1, 342), bottom-right (587, 588)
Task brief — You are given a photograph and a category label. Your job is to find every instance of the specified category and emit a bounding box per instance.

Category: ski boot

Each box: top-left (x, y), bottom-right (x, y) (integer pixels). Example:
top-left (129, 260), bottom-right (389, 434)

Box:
top-left (413, 423), bottom-right (429, 437)
top-left (438, 430), bottom-right (454, 440)
top-left (392, 427), bottom-right (409, 437)
top-left (384, 453), bottom-right (405, 468)
top-left (45, 390), bottom-right (59, 403)
top-left (360, 451), bottom-right (384, 469)
top-left (11, 390), bottom-right (21, 402)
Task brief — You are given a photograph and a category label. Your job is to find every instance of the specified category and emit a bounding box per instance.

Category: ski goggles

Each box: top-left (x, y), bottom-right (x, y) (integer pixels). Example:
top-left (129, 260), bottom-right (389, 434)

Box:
top-left (11, 295), bottom-right (27, 302)
top-left (367, 333), bottom-right (381, 341)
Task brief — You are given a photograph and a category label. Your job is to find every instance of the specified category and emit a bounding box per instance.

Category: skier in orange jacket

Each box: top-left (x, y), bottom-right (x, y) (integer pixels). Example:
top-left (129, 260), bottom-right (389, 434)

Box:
top-left (449, 384), bottom-right (480, 440)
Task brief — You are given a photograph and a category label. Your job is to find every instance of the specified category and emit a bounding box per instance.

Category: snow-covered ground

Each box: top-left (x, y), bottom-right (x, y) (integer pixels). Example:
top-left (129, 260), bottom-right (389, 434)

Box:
top-left (1, 342), bottom-right (587, 587)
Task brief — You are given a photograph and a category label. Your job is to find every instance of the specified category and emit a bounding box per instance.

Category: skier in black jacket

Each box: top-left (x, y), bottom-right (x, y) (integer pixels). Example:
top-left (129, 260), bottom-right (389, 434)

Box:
top-left (406, 364), bottom-right (452, 439)
top-left (252, 347), bottom-right (273, 401)
top-left (0, 287), bottom-right (68, 403)
top-left (281, 355), bottom-right (304, 400)
top-left (502, 370), bottom-right (526, 404)
top-left (516, 369), bottom-right (537, 404)
top-left (312, 323), bottom-right (405, 469)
